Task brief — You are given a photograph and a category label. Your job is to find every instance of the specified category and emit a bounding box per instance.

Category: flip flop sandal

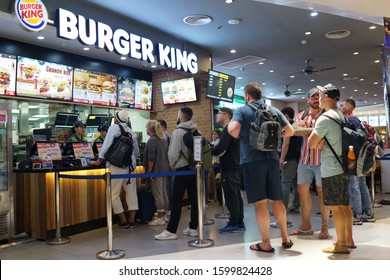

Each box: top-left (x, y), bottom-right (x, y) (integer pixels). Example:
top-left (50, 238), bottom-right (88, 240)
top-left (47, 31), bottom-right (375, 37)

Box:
top-left (282, 240), bottom-right (294, 249)
top-left (290, 228), bottom-right (314, 235)
top-left (318, 232), bottom-right (330, 239)
top-left (322, 245), bottom-right (350, 254)
top-left (250, 243), bottom-right (275, 253)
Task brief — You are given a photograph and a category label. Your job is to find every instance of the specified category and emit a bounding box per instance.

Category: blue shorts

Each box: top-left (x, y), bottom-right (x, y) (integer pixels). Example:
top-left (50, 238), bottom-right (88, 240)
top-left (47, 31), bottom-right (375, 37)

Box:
top-left (297, 163), bottom-right (322, 186)
top-left (241, 159), bottom-right (282, 203)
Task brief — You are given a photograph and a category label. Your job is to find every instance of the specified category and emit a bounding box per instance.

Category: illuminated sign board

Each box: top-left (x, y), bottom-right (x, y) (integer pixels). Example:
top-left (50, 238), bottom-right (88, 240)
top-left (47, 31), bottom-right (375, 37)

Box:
top-left (56, 8), bottom-right (199, 74)
top-left (13, 0), bottom-right (48, 32)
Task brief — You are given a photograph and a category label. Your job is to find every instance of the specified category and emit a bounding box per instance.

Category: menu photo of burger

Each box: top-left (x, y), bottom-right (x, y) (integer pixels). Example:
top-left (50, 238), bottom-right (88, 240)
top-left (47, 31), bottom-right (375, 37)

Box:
top-left (88, 78), bottom-right (103, 94)
top-left (0, 67), bottom-right (11, 87)
top-left (135, 79), bottom-right (152, 110)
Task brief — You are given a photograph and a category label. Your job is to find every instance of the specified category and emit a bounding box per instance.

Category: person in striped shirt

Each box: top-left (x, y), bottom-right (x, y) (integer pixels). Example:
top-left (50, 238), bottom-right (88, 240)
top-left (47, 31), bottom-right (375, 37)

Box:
top-left (290, 88), bottom-right (331, 239)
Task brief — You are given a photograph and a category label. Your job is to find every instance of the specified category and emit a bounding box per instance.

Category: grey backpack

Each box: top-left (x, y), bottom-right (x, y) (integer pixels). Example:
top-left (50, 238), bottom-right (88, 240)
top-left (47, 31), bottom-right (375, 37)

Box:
top-left (248, 103), bottom-right (282, 151)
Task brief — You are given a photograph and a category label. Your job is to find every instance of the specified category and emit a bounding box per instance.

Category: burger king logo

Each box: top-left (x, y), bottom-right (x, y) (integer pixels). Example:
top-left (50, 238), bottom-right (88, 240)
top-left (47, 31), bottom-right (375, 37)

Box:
top-left (13, 0), bottom-right (48, 32)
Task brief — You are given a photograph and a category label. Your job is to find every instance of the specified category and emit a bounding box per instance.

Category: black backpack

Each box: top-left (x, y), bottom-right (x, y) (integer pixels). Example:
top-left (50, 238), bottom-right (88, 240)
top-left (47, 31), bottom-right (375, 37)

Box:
top-left (179, 127), bottom-right (212, 170)
top-left (105, 124), bottom-right (134, 170)
top-left (248, 103), bottom-right (282, 151)
top-left (323, 112), bottom-right (375, 177)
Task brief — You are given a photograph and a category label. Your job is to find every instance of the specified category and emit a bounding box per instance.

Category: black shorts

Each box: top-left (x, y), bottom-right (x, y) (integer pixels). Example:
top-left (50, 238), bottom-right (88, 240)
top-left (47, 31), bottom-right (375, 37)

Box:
top-left (241, 159), bottom-right (282, 203)
top-left (322, 173), bottom-right (350, 206)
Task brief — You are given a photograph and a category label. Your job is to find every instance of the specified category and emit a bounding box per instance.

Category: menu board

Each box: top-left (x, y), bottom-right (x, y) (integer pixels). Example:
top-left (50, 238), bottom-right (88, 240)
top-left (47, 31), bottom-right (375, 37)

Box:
top-left (36, 142), bottom-right (62, 161)
top-left (207, 69), bottom-right (235, 102)
top-left (134, 79), bottom-right (152, 110)
top-left (0, 53), bottom-right (17, 96)
top-left (117, 77), bottom-right (136, 108)
top-left (161, 77), bottom-right (197, 105)
top-left (16, 56), bottom-right (73, 100)
top-left (73, 68), bottom-right (117, 106)
top-left (379, 115), bottom-right (387, 127)
top-left (72, 143), bottom-right (94, 159)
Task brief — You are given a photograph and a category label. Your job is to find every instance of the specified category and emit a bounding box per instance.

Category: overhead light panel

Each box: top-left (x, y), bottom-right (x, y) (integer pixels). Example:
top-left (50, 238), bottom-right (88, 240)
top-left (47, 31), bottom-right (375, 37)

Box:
top-left (310, 12), bottom-right (318, 17)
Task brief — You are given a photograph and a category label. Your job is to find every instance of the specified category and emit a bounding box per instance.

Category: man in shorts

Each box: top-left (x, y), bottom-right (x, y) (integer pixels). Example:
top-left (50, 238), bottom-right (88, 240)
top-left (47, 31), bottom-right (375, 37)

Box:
top-left (308, 84), bottom-right (354, 254)
top-left (228, 82), bottom-right (294, 253)
top-left (291, 88), bottom-right (330, 239)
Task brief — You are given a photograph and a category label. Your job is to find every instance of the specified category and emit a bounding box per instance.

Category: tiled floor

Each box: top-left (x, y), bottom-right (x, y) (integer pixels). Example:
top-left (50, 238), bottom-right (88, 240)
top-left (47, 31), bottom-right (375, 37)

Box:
top-left (1, 192), bottom-right (390, 260)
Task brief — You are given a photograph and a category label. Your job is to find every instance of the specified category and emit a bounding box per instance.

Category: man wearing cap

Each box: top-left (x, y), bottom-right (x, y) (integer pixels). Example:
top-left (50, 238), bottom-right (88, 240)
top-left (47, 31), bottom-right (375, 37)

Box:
top-left (291, 88), bottom-right (331, 239)
top-left (68, 120), bottom-right (87, 143)
top-left (308, 84), bottom-right (354, 254)
top-left (90, 110), bottom-right (140, 229)
top-left (94, 123), bottom-right (109, 143)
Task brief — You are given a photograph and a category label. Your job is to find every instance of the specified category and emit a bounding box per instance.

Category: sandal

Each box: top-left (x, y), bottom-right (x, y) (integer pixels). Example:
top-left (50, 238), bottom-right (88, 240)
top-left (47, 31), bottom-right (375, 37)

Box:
top-left (323, 244), bottom-right (350, 254)
top-left (290, 228), bottom-right (314, 235)
top-left (250, 240), bottom-right (275, 253)
top-left (282, 239), bottom-right (293, 249)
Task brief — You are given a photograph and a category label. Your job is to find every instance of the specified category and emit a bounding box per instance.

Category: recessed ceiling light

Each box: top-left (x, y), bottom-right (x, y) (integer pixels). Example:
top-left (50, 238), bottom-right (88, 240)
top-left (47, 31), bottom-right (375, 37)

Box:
top-left (120, 56), bottom-right (126, 60)
top-left (305, 31), bottom-right (312, 35)
top-left (83, 47), bottom-right (90, 51)
top-left (354, 89), bottom-right (358, 92)
top-left (262, 82), bottom-right (266, 85)
top-left (374, 94), bottom-right (378, 96)
top-left (269, 70), bottom-right (274, 73)
top-left (374, 82), bottom-right (379, 84)
top-left (237, 77), bottom-right (242, 79)
top-left (342, 86), bottom-right (346, 89)
top-left (350, 96), bottom-right (353, 99)
top-left (360, 78), bottom-right (364, 81)
top-left (365, 92), bottom-right (368, 94)
top-left (353, 52), bottom-right (359, 55)
top-left (310, 12), bottom-right (318, 17)
top-left (301, 96), bottom-right (305, 99)
top-left (151, 65), bottom-right (157, 68)
top-left (290, 75), bottom-right (295, 78)
top-left (374, 60), bottom-right (380, 63)
top-left (369, 26), bottom-right (377, 30)
top-left (183, 15), bottom-right (213, 26)
top-left (225, 0), bottom-right (234, 3)
top-left (343, 73), bottom-right (348, 76)
top-left (230, 49), bottom-right (236, 53)
top-left (269, 92), bottom-right (274, 95)
top-left (310, 79), bottom-right (315, 82)
top-left (374, 102), bottom-right (377, 104)
top-left (259, 62), bottom-right (264, 65)
top-left (37, 36), bottom-right (44, 40)
top-left (228, 18), bottom-right (241, 25)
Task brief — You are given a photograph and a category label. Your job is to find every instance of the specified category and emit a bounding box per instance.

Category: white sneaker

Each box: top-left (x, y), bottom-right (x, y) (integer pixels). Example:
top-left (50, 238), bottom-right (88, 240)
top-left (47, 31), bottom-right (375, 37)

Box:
top-left (183, 227), bottom-right (199, 237)
top-left (162, 215), bottom-right (169, 222)
top-left (148, 218), bottom-right (166, 226)
top-left (155, 230), bottom-right (177, 240)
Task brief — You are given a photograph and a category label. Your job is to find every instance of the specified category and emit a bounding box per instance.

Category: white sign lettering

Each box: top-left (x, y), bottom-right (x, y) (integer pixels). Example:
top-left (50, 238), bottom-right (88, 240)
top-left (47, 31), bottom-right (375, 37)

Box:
top-left (57, 8), bottom-right (198, 74)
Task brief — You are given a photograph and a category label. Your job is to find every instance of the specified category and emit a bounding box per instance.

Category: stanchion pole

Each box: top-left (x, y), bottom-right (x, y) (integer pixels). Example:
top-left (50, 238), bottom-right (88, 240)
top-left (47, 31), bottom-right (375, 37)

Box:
top-left (215, 187), bottom-right (230, 219)
top-left (370, 170), bottom-right (382, 208)
top-left (96, 172), bottom-right (125, 259)
top-left (47, 172), bottom-right (71, 245)
top-left (203, 170), bottom-right (214, 225)
top-left (188, 136), bottom-right (214, 248)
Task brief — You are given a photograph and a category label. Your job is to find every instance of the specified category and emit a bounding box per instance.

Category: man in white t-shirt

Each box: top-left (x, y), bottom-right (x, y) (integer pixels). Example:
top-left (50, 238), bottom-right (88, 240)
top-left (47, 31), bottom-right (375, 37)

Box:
top-left (308, 84), bottom-right (354, 254)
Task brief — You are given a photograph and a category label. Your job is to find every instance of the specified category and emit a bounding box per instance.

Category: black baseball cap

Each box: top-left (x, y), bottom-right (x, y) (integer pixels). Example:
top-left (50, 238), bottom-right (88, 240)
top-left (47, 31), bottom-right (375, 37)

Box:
top-left (73, 120), bottom-right (86, 128)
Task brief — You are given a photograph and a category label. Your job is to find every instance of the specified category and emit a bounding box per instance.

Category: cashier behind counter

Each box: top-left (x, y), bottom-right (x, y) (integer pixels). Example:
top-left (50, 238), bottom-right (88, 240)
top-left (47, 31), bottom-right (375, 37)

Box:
top-left (93, 123), bottom-right (109, 155)
top-left (62, 120), bottom-right (88, 157)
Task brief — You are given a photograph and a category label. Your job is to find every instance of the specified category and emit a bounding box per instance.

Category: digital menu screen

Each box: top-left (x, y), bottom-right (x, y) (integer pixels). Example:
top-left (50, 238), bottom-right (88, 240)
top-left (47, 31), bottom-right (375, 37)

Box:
top-left (207, 69), bottom-right (235, 103)
top-left (161, 77), bottom-right (197, 105)
top-left (0, 53), bottom-right (17, 96)
top-left (73, 68), bottom-right (117, 106)
top-left (134, 79), bottom-right (152, 110)
top-left (16, 56), bottom-right (73, 100)
top-left (117, 77), bottom-right (136, 108)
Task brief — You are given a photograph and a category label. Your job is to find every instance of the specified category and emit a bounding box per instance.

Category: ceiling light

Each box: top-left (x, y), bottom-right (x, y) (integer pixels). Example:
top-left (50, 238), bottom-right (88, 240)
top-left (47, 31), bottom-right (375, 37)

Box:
top-left (354, 89), bottom-right (358, 92)
top-left (374, 102), bottom-right (377, 104)
top-left (269, 70), bottom-right (274, 73)
top-left (237, 77), bottom-right (242, 79)
top-left (225, 0), bottom-right (234, 3)
top-left (374, 60), bottom-right (380, 63)
top-left (262, 82), bottom-right (266, 85)
top-left (369, 26), bottom-right (377, 30)
top-left (350, 96), bottom-right (353, 99)
top-left (28, 105), bottom-right (39, 109)
top-left (325, 30), bottom-right (351, 39)
top-left (151, 65), bottom-right (157, 68)
top-left (343, 73), bottom-right (348, 76)
top-left (354, 52), bottom-right (359, 55)
top-left (305, 31), bottom-right (312, 35)
top-left (37, 36), bottom-right (44, 40)
top-left (228, 18), bottom-right (241, 25)
top-left (120, 56), bottom-right (126, 60)
top-left (360, 78), bottom-right (364, 81)
top-left (374, 82), bottom-right (379, 84)
top-left (310, 12), bottom-right (318, 17)
top-left (342, 86), bottom-right (346, 89)
top-left (374, 94), bottom-right (378, 96)
top-left (365, 92), bottom-right (368, 94)
top-left (310, 79), bottom-right (315, 82)
top-left (28, 118), bottom-right (39, 121)
top-left (83, 47), bottom-right (90, 51)
top-left (259, 62), bottom-right (264, 65)
top-left (230, 49), bottom-right (236, 53)
top-left (301, 96), bottom-right (305, 99)
top-left (183, 15), bottom-right (213, 26)
top-left (290, 75), bottom-right (295, 78)
top-left (269, 92), bottom-right (274, 95)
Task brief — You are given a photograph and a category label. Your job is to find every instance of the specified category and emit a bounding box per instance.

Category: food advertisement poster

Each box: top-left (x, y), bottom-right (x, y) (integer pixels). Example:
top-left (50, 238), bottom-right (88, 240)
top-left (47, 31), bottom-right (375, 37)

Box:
top-left (117, 77), bottom-right (136, 108)
top-left (134, 79), bottom-right (152, 110)
top-left (207, 70), bottom-right (235, 102)
top-left (72, 143), bottom-right (94, 159)
top-left (0, 53), bottom-right (17, 96)
top-left (36, 142), bottom-right (62, 161)
top-left (16, 56), bottom-right (73, 100)
top-left (161, 77), bottom-right (197, 105)
top-left (73, 68), bottom-right (117, 106)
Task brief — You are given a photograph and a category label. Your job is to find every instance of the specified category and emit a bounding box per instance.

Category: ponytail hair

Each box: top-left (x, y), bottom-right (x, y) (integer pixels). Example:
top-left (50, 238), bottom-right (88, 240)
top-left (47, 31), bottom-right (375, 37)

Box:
top-left (146, 120), bottom-right (164, 140)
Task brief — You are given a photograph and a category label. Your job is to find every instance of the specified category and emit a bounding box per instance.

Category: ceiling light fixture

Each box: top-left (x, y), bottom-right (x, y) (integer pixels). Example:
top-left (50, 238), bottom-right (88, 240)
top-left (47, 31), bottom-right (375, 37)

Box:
top-left (259, 62), bottom-right (264, 65)
top-left (354, 89), bottom-right (358, 92)
top-left (290, 75), bottom-right (295, 78)
top-left (310, 12), bottom-right (318, 17)
top-left (83, 47), bottom-right (90, 51)
top-left (151, 65), bottom-right (157, 68)
top-left (325, 30), bottom-right (351, 39)
top-left (37, 36), bottom-right (44, 40)
top-left (353, 52), bottom-right (359, 55)
top-left (305, 31), bottom-right (311, 35)
top-left (360, 78), bottom-right (364, 81)
top-left (120, 56), bottom-right (126, 60)
top-left (269, 70), bottom-right (274, 73)
top-left (230, 49), bottom-right (236, 53)
top-left (228, 18), bottom-right (241, 25)
top-left (374, 60), bottom-right (380, 63)
top-left (342, 86), bottom-right (346, 89)
top-left (374, 82), bottom-right (379, 84)
top-left (262, 82), bottom-right (266, 85)
top-left (237, 77), bottom-right (242, 79)
top-left (183, 15), bottom-right (213, 26)
top-left (369, 26), bottom-right (377, 30)
top-left (343, 73), bottom-right (348, 76)
top-left (365, 92), bottom-right (368, 94)
top-left (225, 0), bottom-right (234, 3)
top-left (374, 94), bottom-right (378, 96)
top-left (310, 79), bottom-right (315, 82)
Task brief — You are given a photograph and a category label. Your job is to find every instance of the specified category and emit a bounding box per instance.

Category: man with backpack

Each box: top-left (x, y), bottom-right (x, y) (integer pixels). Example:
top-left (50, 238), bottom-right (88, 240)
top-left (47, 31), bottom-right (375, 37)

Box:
top-left (308, 84), bottom-right (354, 254)
top-left (291, 88), bottom-right (331, 240)
top-left (155, 107), bottom-right (199, 240)
top-left (228, 82), bottom-right (294, 253)
top-left (90, 110), bottom-right (140, 229)
top-left (339, 99), bottom-right (376, 225)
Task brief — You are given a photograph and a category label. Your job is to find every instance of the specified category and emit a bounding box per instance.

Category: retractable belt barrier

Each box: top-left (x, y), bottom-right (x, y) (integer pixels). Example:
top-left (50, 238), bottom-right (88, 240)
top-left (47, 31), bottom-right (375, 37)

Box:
top-left (56, 168), bottom-right (211, 260)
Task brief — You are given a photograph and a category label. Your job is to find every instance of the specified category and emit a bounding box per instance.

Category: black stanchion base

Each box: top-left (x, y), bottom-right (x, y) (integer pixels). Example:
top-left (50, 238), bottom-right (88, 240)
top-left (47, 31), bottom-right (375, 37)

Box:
top-left (96, 249), bottom-right (125, 260)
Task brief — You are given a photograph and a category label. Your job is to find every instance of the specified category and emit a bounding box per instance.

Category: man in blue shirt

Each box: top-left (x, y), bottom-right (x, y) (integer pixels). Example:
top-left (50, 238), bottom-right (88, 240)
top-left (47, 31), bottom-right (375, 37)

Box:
top-left (228, 82), bottom-right (294, 253)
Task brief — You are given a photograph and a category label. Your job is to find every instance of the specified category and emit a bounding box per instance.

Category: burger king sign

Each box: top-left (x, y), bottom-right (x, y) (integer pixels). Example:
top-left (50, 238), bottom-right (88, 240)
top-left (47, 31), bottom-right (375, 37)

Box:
top-left (13, 0), bottom-right (48, 32)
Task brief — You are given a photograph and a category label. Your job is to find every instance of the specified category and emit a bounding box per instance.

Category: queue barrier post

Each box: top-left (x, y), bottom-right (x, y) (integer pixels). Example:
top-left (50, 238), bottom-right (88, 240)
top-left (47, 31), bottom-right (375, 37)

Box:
top-left (188, 136), bottom-right (214, 248)
top-left (96, 172), bottom-right (125, 259)
top-left (46, 172), bottom-right (71, 245)
top-left (203, 169), bottom-right (215, 225)
top-left (370, 170), bottom-right (382, 208)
